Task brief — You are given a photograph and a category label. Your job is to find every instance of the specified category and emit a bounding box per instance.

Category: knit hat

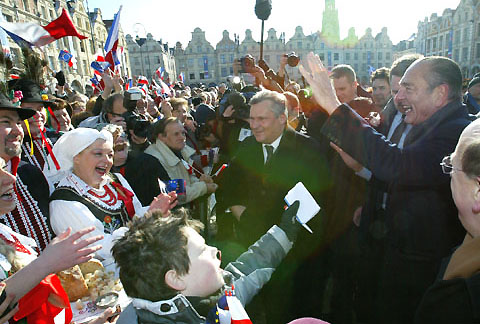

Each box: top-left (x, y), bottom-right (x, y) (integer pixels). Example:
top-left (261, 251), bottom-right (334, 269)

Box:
top-left (43, 128), bottom-right (113, 184)
top-left (468, 72), bottom-right (480, 89)
top-left (195, 103), bottom-right (216, 124)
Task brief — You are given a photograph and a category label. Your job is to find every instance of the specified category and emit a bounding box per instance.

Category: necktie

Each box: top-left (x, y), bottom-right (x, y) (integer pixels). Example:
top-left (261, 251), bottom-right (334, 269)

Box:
top-left (389, 115), bottom-right (407, 145)
top-left (265, 145), bottom-right (274, 164)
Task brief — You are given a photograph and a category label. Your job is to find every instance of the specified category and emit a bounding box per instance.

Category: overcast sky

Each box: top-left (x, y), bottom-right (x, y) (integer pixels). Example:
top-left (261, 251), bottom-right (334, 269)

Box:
top-left (86, 0), bottom-right (461, 48)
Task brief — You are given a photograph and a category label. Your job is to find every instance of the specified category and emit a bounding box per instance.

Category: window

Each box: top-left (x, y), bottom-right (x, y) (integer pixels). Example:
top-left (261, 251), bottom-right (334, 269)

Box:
top-left (79, 39), bottom-right (85, 52)
top-left (197, 46), bottom-right (202, 53)
top-left (189, 73), bottom-right (195, 80)
top-left (155, 56), bottom-right (160, 64)
top-left (354, 64), bottom-right (358, 71)
top-left (333, 53), bottom-right (339, 60)
top-left (220, 54), bottom-right (226, 64)
top-left (3, 14), bottom-right (12, 22)
top-left (476, 43), bottom-right (480, 58)
top-left (320, 43), bottom-right (325, 50)
top-left (453, 49), bottom-right (459, 62)
top-left (345, 53), bottom-right (350, 60)
top-left (354, 53), bottom-right (358, 60)
top-left (230, 54), bottom-right (234, 63)
top-left (145, 56), bottom-right (149, 64)
top-left (432, 37), bottom-right (437, 50)
top-left (297, 41), bottom-right (302, 49)
top-left (21, 0), bottom-right (29, 11)
top-left (455, 30), bottom-right (460, 45)
top-left (464, 28), bottom-right (468, 42)
top-left (378, 52), bottom-right (382, 60)
top-left (386, 52), bottom-right (391, 61)
top-left (134, 58), bottom-right (140, 65)
top-left (83, 60), bottom-right (88, 74)
top-left (426, 39), bottom-right (431, 52)
top-left (463, 47), bottom-right (469, 61)
top-left (77, 18), bottom-right (82, 29)
top-left (439, 36), bottom-right (443, 49)
top-left (319, 54), bottom-right (325, 61)
top-left (362, 52), bottom-right (366, 60)
top-left (50, 10), bottom-right (54, 19)
top-left (41, 6), bottom-right (47, 19)
top-left (230, 67), bottom-right (233, 74)
top-left (188, 59), bottom-right (194, 67)
top-left (221, 67), bottom-right (227, 77)
top-left (199, 72), bottom-right (206, 79)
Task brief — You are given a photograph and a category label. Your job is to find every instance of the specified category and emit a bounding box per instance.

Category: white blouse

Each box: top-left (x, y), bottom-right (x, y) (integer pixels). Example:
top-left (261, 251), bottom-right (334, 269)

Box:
top-left (49, 172), bottom-right (149, 264)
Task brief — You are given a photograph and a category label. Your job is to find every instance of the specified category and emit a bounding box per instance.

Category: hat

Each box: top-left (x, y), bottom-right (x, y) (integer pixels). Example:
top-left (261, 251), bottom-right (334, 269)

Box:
top-left (0, 92), bottom-right (36, 120)
top-left (468, 72), bottom-right (480, 89)
top-left (8, 79), bottom-right (53, 106)
top-left (195, 103), bottom-right (216, 124)
top-left (43, 128), bottom-right (113, 185)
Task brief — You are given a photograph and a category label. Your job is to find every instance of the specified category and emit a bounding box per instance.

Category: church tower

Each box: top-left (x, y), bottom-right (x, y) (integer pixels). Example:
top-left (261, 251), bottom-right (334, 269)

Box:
top-left (321, 0), bottom-right (340, 42)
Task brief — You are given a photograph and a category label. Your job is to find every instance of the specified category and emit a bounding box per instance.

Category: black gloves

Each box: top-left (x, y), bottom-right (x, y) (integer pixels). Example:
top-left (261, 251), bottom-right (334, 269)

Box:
top-left (55, 71), bottom-right (66, 87)
top-left (279, 200), bottom-right (301, 242)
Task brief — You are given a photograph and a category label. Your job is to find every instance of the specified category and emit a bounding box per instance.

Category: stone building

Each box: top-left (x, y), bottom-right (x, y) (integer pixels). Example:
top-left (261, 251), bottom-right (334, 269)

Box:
top-left (126, 33), bottom-right (176, 82)
top-left (416, 0), bottom-right (480, 77)
top-left (0, 0), bottom-right (130, 93)
top-left (174, 0), bottom-right (394, 86)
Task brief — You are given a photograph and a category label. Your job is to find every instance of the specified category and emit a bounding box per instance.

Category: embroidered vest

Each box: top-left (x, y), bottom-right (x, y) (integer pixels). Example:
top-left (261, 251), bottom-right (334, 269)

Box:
top-left (49, 175), bottom-right (132, 234)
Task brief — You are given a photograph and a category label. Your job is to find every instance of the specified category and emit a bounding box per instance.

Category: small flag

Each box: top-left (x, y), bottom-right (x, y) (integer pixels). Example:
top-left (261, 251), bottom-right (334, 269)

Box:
top-left (91, 61), bottom-right (111, 74)
top-left (213, 164), bottom-right (228, 177)
top-left (178, 72), bottom-right (185, 82)
top-left (125, 78), bottom-right (132, 90)
top-left (58, 50), bottom-right (73, 67)
top-left (137, 75), bottom-right (149, 85)
top-left (155, 66), bottom-right (165, 80)
top-left (104, 6), bottom-right (122, 70)
top-left (368, 65), bottom-right (376, 75)
top-left (407, 33), bottom-right (415, 42)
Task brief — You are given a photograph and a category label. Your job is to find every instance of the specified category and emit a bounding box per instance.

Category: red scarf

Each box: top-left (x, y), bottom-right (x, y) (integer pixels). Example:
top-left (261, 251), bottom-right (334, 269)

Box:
top-left (111, 182), bottom-right (135, 218)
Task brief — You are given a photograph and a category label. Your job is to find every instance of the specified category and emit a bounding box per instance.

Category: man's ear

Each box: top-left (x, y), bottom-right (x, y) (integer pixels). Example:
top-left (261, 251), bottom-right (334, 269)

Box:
top-left (433, 84), bottom-right (449, 108)
top-left (279, 113), bottom-right (287, 125)
top-left (473, 176), bottom-right (480, 214)
top-left (165, 269), bottom-right (186, 291)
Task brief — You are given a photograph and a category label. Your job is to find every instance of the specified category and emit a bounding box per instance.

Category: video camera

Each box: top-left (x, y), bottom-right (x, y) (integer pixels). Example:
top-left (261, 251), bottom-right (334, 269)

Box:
top-left (123, 111), bottom-right (151, 138)
top-left (123, 88), bottom-right (143, 112)
top-left (220, 91), bottom-right (251, 120)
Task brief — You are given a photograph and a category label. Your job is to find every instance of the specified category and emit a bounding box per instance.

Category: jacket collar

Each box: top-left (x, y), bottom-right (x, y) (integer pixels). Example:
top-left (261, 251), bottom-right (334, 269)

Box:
top-left (147, 140), bottom-right (195, 167)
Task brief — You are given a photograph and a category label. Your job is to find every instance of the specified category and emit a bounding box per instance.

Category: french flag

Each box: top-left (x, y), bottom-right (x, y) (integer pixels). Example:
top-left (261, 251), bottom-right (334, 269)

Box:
top-left (0, 8), bottom-right (87, 48)
top-left (156, 66), bottom-right (165, 80)
top-left (159, 79), bottom-right (172, 95)
top-left (104, 6), bottom-right (122, 70)
top-left (178, 72), bottom-right (185, 82)
top-left (125, 78), bottom-right (133, 90)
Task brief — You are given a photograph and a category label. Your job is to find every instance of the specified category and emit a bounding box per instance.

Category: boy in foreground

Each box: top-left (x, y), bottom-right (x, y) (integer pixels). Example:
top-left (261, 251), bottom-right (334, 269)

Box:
top-left (113, 202), bottom-right (300, 323)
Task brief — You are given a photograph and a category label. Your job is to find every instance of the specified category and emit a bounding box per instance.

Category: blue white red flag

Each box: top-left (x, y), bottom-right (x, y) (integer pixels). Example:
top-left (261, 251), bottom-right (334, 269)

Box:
top-left (178, 72), bottom-right (185, 82)
top-left (156, 66), bottom-right (165, 80)
top-left (0, 9), bottom-right (11, 58)
top-left (0, 8), bottom-right (87, 48)
top-left (104, 6), bottom-right (122, 70)
top-left (125, 78), bottom-right (133, 90)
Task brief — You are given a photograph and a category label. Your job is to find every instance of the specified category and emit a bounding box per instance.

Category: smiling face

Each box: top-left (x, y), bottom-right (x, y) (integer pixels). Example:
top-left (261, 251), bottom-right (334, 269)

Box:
top-left (159, 121), bottom-right (186, 151)
top-left (51, 108), bottom-right (72, 132)
top-left (0, 157), bottom-right (17, 214)
top-left (395, 61), bottom-right (445, 125)
top-left (21, 102), bottom-right (46, 137)
top-left (179, 227), bottom-right (224, 297)
top-left (249, 100), bottom-right (286, 144)
top-left (0, 109), bottom-right (24, 161)
top-left (73, 139), bottom-right (114, 189)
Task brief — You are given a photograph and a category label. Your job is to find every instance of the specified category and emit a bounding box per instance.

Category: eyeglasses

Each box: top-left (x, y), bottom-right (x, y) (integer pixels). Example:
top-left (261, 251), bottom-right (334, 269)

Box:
top-left (440, 155), bottom-right (463, 175)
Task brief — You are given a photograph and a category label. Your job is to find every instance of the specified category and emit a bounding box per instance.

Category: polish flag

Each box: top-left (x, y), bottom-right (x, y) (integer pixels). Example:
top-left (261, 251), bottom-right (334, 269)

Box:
top-left (0, 8), bottom-right (86, 47)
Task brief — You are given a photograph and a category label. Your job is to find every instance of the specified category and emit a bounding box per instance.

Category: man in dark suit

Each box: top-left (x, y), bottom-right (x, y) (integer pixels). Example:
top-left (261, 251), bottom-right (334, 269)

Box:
top-left (301, 54), bottom-right (471, 323)
top-left (217, 89), bottom-right (331, 323)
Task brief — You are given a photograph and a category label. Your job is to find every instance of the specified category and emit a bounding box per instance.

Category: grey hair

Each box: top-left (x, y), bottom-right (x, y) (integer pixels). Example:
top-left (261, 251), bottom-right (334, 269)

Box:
top-left (249, 90), bottom-right (288, 118)
top-left (421, 56), bottom-right (463, 102)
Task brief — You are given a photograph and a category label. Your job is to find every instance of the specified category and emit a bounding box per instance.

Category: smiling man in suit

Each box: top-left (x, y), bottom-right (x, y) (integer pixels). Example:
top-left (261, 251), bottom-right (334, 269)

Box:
top-left (217, 89), bottom-right (331, 323)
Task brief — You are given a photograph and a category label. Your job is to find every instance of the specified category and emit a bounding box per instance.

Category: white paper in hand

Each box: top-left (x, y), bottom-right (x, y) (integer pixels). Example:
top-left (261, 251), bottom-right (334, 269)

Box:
top-left (284, 182), bottom-right (321, 233)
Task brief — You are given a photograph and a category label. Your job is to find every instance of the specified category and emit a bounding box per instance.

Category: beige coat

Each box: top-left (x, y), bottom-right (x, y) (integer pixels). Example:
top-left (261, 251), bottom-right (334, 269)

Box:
top-left (144, 140), bottom-right (207, 204)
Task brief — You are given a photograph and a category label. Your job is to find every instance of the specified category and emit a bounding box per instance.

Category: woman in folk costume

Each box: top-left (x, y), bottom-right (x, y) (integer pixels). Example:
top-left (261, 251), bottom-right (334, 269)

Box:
top-left (44, 128), bottom-right (177, 266)
top-left (0, 154), bottom-right (108, 324)
top-left (415, 118), bottom-right (480, 323)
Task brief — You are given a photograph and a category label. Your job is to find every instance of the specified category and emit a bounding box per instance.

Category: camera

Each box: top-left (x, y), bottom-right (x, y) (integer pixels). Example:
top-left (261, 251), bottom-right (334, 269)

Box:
top-left (285, 52), bottom-right (300, 67)
top-left (123, 111), bottom-right (151, 138)
top-left (225, 91), bottom-right (250, 120)
top-left (123, 88), bottom-right (143, 112)
top-left (238, 55), bottom-right (256, 74)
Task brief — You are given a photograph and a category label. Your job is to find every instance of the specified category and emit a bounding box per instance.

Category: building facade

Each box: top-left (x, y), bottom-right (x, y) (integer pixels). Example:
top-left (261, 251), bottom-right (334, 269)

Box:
top-left (172, 0), bottom-right (393, 86)
top-left (126, 33), bottom-right (176, 82)
top-left (416, 0), bottom-right (480, 78)
top-left (0, 0), bottom-right (130, 93)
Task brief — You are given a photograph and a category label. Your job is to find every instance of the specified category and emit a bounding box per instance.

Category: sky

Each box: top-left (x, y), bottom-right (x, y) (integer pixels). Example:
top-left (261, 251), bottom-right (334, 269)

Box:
top-left (86, 0), bottom-right (462, 48)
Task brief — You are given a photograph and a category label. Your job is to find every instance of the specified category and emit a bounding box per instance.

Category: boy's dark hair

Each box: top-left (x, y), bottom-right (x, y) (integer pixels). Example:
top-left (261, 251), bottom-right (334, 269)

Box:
top-left (370, 67), bottom-right (390, 84)
top-left (111, 210), bottom-right (204, 301)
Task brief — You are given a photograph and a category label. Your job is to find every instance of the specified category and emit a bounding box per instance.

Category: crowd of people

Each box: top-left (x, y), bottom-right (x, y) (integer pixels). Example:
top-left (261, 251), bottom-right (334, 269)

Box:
top-left (0, 46), bottom-right (478, 324)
